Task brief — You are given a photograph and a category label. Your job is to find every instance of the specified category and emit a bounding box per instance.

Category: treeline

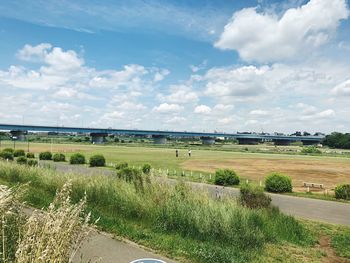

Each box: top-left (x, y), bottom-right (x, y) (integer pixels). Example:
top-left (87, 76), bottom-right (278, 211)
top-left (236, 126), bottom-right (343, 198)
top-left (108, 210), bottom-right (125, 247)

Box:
top-left (323, 132), bottom-right (350, 149)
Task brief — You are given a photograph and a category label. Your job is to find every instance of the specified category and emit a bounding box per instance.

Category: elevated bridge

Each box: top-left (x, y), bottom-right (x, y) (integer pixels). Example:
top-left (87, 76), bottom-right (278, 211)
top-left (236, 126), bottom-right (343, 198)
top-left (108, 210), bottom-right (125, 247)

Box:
top-left (0, 123), bottom-right (324, 145)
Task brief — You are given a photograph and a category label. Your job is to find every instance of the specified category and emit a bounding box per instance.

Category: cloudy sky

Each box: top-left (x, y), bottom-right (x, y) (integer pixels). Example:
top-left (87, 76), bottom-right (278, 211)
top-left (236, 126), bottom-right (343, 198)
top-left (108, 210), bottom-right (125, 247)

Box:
top-left (1, 0), bottom-right (350, 134)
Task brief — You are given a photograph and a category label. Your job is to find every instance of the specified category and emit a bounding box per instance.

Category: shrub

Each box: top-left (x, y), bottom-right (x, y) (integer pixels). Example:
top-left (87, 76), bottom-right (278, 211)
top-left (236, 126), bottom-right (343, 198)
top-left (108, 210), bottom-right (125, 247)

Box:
top-left (115, 162), bottom-right (128, 170)
top-left (214, 169), bottom-right (240, 186)
top-left (39, 151), bottom-right (52, 160)
top-left (16, 156), bottom-right (27, 165)
top-left (89, 154), bottom-right (105, 167)
top-left (142, 163), bottom-right (151, 174)
top-left (27, 159), bottom-right (38, 167)
top-left (53, 153), bottom-right (66, 162)
top-left (14, 149), bottom-right (26, 157)
top-left (335, 184), bottom-right (350, 200)
top-left (0, 150), bottom-right (14, 160)
top-left (301, 146), bottom-right (322, 154)
top-left (265, 173), bottom-right (292, 193)
top-left (26, 152), bottom-right (35, 158)
top-left (70, 153), bottom-right (85, 165)
top-left (239, 183), bottom-right (271, 209)
top-left (2, 148), bottom-right (14, 153)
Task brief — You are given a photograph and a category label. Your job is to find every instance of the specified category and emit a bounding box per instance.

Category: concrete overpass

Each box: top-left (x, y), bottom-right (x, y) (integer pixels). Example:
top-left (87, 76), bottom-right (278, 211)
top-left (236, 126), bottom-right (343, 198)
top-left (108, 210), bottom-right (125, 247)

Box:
top-left (0, 123), bottom-right (324, 145)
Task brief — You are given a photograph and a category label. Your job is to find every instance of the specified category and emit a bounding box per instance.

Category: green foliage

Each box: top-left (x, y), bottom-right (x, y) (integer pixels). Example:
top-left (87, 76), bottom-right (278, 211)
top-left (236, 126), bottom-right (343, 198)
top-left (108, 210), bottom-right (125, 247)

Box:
top-left (0, 150), bottom-right (14, 160)
top-left (142, 163), bottom-right (151, 174)
top-left (13, 149), bottom-right (26, 157)
top-left (69, 153), bottom-right (85, 164)
top-left (53, 153), bottom-right (66, 162)
top-left (301, 146), bottom-right (322, 154)
top-left (26, 152), bottom-right (35, 158)
top-left (334, 184), bottom-right (350, 200)
top-left (27, 159), bottom-right (38, 167)
top-left (39, 151), bottom-right (52, 160)
top-left (214, 169), bottom-right (240, 186)
top-left (2, 148), bottom-right (14, 153)
top-left (115, 162), bottom-right (128, 170)
top-left (323, 132), bottom-right (350, 149)
top-left (89, 154), bottom-right (106, 167)
top-left (16, 156), bottom-right (27, 165)
top-left (0, 162), bottom-right (315, 263)
top-left (332, 230), bottom-right (350, 258)
top-left (239, 183), bottom-right (271, 209)
top-left (265, 173), bottom-right (292, 193)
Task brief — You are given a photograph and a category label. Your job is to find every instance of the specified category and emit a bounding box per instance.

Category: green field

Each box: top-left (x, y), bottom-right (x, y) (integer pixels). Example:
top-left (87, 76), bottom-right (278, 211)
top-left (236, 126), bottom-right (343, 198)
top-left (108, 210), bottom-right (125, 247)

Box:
top-left (1, 140), bottom-right (350, 191)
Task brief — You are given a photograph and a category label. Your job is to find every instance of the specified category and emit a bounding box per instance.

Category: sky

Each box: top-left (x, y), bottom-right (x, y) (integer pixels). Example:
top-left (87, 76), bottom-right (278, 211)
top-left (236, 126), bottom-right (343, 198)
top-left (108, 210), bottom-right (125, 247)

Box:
top-left (0, 0), bottom-right (350, 134)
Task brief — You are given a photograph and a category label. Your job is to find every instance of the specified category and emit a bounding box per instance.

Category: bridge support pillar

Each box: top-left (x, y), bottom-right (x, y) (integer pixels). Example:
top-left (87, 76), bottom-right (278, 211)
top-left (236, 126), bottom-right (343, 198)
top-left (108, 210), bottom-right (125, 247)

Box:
top-left (90, 133), bottom-right (107, 144)
top-left (273, 139), bottom-right (291, 146)
top-left (236, 138), bottom-right (262, 145)
top-left (152, 135), bottom-right (167, 144)
top-left (200, 136), bottom-right (215, 145)
top-left (10, 130), bottom-right (26, 141)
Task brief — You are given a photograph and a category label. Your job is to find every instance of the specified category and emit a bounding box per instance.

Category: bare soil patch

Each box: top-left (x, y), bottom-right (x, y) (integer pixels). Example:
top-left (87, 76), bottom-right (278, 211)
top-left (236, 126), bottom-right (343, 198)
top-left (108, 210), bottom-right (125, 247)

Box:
top-left (182, 157), bottom-right (350, 190)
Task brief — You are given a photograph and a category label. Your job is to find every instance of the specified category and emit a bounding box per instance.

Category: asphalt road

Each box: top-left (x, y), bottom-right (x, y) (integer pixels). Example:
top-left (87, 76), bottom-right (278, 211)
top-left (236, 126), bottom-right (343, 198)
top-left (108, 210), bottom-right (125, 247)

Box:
top-left (47, 162), bottom-right (350, 226)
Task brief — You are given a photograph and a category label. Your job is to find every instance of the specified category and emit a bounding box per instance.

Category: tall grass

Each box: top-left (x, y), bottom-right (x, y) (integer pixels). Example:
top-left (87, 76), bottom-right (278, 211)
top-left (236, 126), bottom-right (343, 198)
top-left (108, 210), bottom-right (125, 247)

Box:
top-left (0, 161), bottom-right (314, 262)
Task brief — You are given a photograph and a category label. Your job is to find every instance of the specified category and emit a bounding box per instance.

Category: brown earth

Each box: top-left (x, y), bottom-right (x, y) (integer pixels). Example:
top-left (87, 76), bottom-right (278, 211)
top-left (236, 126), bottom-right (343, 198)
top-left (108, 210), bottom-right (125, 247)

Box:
top-left (182, 158), bottom-right (350, 191)
top-left (319, 236), bottom-right (350, 263)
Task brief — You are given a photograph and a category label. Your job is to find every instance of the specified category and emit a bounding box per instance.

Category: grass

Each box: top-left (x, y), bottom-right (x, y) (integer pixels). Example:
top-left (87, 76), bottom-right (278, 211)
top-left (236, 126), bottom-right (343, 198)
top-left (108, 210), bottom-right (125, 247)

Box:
top-left (0, 161), bottom-right (323, 263)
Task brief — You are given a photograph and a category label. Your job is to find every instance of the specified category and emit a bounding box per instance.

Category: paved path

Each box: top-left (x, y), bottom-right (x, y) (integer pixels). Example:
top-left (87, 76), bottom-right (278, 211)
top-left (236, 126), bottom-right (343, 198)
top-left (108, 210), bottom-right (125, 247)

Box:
top-left (74, 230), bottom-right (176, 263)
top-left (47, 162), bottom-right (350, 226)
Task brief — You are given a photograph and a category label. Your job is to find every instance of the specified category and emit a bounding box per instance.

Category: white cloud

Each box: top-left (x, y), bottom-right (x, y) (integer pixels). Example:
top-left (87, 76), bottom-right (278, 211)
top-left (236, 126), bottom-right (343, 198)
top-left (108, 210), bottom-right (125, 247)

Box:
top-left (165, 116), bottom-right (186, 124)
top-left (213, 104), bottom-right (234, 112)
top-left (16, 43), bottom-right (52, 62)
top-left (204, 65), bottom-right (269, 97)
top-left (250, 109), bottom-right (269, 116)
top-left (331, 79), bottom-right (350, 96)
top-left (194, 105), bottom-right (211, 114)
top-left (158, 84), bottom-right (199, 104)
top-left (153, 69), bottom-right (170, 82)
top-left (153, 103), bottom-right (184, 113)
top-left (215, 0), bottom-right (349, 62)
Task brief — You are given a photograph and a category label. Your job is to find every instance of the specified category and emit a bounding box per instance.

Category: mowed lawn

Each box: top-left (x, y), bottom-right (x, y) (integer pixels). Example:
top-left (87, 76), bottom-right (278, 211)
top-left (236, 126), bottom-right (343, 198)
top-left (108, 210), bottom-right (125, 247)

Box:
top-left (2, 141), bottom-right (350, 189)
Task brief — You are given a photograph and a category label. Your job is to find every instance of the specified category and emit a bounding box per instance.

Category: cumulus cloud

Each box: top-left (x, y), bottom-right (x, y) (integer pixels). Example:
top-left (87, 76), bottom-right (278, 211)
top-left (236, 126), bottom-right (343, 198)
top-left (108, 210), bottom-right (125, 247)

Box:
top-left (250, 109), bottom-right (269, 116)
top-left (157, 84), bottom-right (199, 104)
top-left (215, 0), bottom-right (349, 62)
top-left (204, 65), bottom-right (269, 98)
top-left (194, 105), bottom-right (211, 114)
top-left (331, 79), bottom-right (350, 96)
top-left (153, 103), bottom-right (184, 113)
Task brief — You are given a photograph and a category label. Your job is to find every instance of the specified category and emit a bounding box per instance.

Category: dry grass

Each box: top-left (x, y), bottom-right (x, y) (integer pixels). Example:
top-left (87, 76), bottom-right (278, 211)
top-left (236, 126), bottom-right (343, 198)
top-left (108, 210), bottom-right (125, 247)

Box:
top-left (15, 182), bottom-right (91, 263)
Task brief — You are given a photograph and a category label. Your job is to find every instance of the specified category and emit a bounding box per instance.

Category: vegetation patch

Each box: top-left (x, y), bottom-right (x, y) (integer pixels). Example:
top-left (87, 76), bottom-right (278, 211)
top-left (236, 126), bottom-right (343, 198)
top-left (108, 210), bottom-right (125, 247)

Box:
top-left (13, 149), bottom-right (26, 157)
top-left (89, 154), bottom-right (106, 167)
top-left (39, 151), bottom-right (52, 160)
top-left (53, 153), bottom-right (66, 162)
top-left (265, 173), bottom-right (292, 193)
top-left (335, 184), bottom-right (350, 200)
top-left (239, 183), bottom-right (271, 209)
top-left (26, 152), bottom-right (35, 158)
top-left (69, 153), bottom-right (86, 164)
top-left (214, 168), bottom-right (240, 186)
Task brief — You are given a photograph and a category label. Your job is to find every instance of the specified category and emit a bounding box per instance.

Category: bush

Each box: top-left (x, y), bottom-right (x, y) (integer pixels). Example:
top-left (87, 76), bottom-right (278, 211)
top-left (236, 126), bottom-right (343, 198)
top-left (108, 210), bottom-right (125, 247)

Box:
top-left (26, 152), bottom-right (35, 158)
top-left (115, 162), bottom-right (128, 170)
top-left (16, 156), bottom-right (27, 165)
top-left (239, 183), bottom-right (271, 209)
top-left (69, 153), bottom-right (85, 165)
top-left (0, 151), bottom-right (14, 160)
top-left (265, 173), bottom-right (292, 193)
top-left (142, 163), bottom-right (151, 174)
top-left (27, 159), bottom-right (38, 167)
top-left (89, 154), bottom-right (105, 167)
top-left (2, 148), bottom-right (14, 153)
top-left (301, 146), bottom-right (322, 154)
top-left (53, 153), bottom-right (66, 162)
top-left (335, 184), bottom-right (350, 200)
top-left (14, 149), bottom-right (26, 157)
top-left (39, 151), bottom-right (52, 160)
top-left (214, 169), bottom-right (240, 186)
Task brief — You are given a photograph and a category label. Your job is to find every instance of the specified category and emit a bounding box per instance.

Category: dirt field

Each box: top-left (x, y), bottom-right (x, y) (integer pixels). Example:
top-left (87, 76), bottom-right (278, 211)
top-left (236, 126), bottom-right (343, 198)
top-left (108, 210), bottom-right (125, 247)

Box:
top-left (182, 156), bottom-right (350, 190)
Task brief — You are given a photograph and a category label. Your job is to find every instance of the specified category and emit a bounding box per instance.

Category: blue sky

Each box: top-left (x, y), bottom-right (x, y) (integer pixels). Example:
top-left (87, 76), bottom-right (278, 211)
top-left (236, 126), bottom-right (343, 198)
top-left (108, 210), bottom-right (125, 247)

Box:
top-left (1, 0), bottom-right (350, 133)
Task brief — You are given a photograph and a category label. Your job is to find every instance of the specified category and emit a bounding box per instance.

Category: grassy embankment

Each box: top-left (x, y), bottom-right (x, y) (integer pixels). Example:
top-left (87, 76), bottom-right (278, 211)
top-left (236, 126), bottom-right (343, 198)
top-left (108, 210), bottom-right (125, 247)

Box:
top-left (0, 161), bottom-right (349, 262)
